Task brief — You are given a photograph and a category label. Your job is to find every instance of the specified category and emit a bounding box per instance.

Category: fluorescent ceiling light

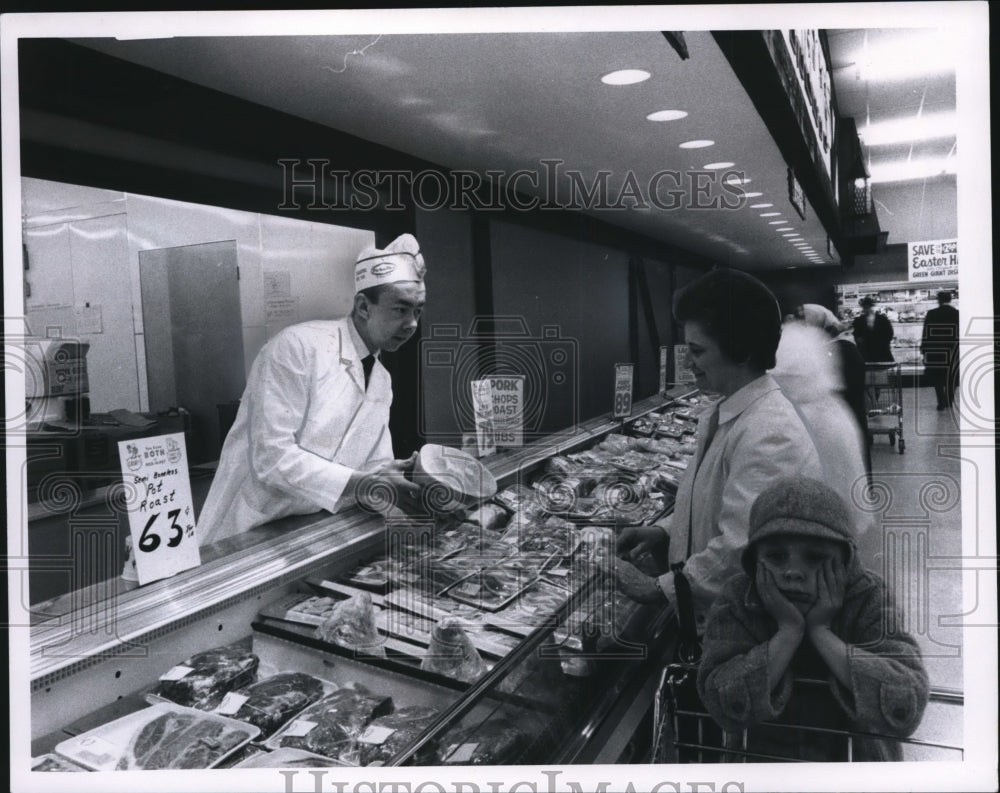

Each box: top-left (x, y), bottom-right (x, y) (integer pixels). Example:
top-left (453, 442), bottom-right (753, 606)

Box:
top-left (751, 203), bottom-right (773, 209)
top-left (726, 176), bottom-right (750, 185)
top-left (647, 109), bottom-right (688, 121)
top-left (742, 191), bottom-right (763, 198)
top-left (760, 212), bottom-right (781, 217)
top-left (852, 30), bottom-right (957, 82)
top-left (768, 220), bottom-right (785, 225)
top-left (783, 233), bottom-right (799, 237)
top-left (602, 69), bottom-right (651, 85)
top-left (869, 157), bottom-right (957, 184)
top-left (679, 140), bottom-right (715, 149)
top-left (704, 161), bottom-right (735, 170)
top-left (775, 226), bottom-right (792, 231)
top-left (859, 111), bottom-right (957, 147)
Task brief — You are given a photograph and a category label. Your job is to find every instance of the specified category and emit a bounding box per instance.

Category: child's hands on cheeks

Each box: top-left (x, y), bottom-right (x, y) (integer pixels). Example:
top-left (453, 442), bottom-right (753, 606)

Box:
top-left (756, 562), bottom-right (805, 634)
top-left (805, 557), bottom-right (846, 633)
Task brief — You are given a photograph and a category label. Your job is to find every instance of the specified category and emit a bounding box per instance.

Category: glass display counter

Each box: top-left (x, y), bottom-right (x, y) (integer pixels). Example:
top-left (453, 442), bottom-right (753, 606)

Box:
top-left (28, 387), bottom-right (703, 767)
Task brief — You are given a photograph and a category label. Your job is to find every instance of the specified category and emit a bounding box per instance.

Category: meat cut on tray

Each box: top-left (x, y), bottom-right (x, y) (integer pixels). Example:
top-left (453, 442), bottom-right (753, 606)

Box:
top-left (225, 672), bottom-right (327, 737)
top-left (358, 705), bottom-right (441, 766)
top-left (270, 685), bottom-right (394, 764)
top-left (155, 644), bottom-right (260, 710)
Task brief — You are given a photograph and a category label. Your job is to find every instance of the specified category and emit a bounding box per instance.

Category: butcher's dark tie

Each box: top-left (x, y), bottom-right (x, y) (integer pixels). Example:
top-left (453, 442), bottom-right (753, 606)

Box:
top-left (361, 355), bottom-right (376, 390)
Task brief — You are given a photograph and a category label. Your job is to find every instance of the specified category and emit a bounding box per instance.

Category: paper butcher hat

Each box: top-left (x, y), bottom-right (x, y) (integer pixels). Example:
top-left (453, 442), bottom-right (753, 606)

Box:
top-left (354, 233), bottom-right (426, 294)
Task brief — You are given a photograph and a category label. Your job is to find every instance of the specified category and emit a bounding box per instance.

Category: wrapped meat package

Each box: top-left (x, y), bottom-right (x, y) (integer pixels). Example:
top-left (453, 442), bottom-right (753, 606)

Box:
top-left (437, 717), bottom-right (529, 765)
top-left (465, 503), bottom-right (511, 533)
top-left (155, 644), bottom-right (260, 710)
top-left (420, 618), bottom-right (488, 683)
top-left (224, 672), bottom-right (327, 737)
top-left (270, 686), bottom-right (394, 764)
top-left (55, 703), bottom-right (257, 771)
top-left (358, 705), bottom-right (441, 765)
top-left (315, 592), bottom-right (385, 657)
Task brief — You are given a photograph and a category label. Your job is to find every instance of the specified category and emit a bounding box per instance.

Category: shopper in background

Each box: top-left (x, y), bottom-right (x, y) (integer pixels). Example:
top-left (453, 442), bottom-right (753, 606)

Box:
top-left (198, 234), bottom-right (427, 545)
top-left (697, 476), bottom-right (928, 762)
top-left (772, 311), bottom-right (878, 568)
top-left (921, 290), bottom-right (961, 410)
top-left (614, 269), bottom-right (821, 629)
top-left (852, 296), bottom-right (895, 362)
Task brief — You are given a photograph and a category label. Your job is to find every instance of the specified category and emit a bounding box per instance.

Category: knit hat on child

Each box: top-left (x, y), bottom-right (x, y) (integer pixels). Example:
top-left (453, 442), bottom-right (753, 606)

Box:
top-left (741, 476), bottom-right (856, 574)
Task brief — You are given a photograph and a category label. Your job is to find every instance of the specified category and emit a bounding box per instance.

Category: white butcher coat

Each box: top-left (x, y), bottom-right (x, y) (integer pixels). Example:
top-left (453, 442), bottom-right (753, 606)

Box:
top-left (198, 318), bottom-right (394, 544)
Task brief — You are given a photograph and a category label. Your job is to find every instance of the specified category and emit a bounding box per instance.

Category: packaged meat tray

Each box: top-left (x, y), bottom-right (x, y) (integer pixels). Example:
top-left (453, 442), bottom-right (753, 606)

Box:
top-left (231, 747), bottom-right (349, 768)
top-left (436, 717), bottom-right (530, 765)
top-left (260, 593), bottom-right (343, 627)
top-left (54, 702), bottom-right (258, 771)
top-left (31, 754), bottom-right (87, 772)
top-left (341, 559), bottom-right (392, 590)
top-left (266, 685), bottom-right (393, 764)
top-left (155, 644), bottom-right (259, 710)
top-left (215, 672), bottom-right (329, 738)
top-left (358, 706), bottom-right (441, 765)
top-left (444, 559), bottom-right (541, 612)
top-left (464, 502), bottom-right (511, 533)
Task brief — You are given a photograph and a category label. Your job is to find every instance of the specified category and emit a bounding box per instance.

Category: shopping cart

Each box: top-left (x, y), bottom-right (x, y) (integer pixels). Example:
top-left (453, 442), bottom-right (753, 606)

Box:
top-left (652, 661), bottom-right (963, 763)
top-left (864, 362), bottom-right (905, 453)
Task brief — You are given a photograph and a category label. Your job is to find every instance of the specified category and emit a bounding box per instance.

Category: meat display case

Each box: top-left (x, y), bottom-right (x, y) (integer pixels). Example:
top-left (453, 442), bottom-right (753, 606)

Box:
top-left (27, 387), bottom-right (700, 767)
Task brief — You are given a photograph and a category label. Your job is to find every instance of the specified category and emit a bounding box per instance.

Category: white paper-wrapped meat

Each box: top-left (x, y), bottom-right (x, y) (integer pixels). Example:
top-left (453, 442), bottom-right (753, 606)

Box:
top-left (413, 444), bottom-right (497, 512)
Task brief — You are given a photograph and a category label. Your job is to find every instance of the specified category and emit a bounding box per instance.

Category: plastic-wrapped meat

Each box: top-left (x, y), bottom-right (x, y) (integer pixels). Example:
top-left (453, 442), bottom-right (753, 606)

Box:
top-left (437, 718), bottom-right (528, 764)
top-left (465, 503), bottom-right (510, 533)
top-left (315, 593), bottom-right (385, 657)
top-left (156, 645), bottom-right (260, 710)
top-left (358, 706), bottom-right (440, 765)
top-left (229, 672), bottom-right (327, 737)
top-left (275, 687), bottom-right (393, 764)
top-left (116, 711), bottom-right (252, 769)
top-left (420, 618), bottom-right (488, 682)
top-left (493, 485), bottom-right (546, 520)
top-left (407, 557), bottom-right (470, 597)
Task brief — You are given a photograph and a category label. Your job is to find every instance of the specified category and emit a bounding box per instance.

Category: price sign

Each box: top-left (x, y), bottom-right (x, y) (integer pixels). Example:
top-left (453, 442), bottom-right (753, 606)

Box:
top-left (489, 375), bottom-right (524, 447)
top-left (117, 432), bottom-right (200, 585)
top-left (470, 378), bottom-right (496, 457)
top-left (674, 345), bottom-right (696, 384)
top-left (659, 346), bottom-right (669, 394)
top-left (612, 363), bottom-right (634, 419)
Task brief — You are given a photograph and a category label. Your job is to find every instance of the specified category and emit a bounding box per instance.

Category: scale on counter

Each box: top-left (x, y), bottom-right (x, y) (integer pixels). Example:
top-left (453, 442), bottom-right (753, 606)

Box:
top-left (23, 337), bottom-right (91, 429)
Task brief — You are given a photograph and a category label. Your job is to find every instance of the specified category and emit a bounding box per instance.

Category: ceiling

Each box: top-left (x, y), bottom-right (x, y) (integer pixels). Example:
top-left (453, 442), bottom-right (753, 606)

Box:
top-left (827, 28), bottom-right (958, 243)
top-left (74, 28), bottom-right (956, 271)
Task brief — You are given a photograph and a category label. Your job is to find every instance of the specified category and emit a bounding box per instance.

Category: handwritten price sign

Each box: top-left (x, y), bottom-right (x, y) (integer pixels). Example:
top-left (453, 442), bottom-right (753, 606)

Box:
top-left (118, 433), bottom-right (201, 585)
top-left (612, 363), bottom-right (634, 419)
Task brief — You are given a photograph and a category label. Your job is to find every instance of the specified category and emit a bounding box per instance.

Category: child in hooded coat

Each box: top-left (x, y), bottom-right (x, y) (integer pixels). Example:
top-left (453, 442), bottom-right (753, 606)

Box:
top-left (696, 476), bottom-right (929, 762)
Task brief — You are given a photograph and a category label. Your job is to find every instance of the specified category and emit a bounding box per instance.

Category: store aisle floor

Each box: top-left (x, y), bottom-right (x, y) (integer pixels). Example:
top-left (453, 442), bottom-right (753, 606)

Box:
top-left (867, 385), bottom-right (966, 760)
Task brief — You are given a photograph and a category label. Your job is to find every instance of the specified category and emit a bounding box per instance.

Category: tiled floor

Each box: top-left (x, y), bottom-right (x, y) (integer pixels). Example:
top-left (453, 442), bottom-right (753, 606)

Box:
top-left (866, 385), bottom-right (967, 760)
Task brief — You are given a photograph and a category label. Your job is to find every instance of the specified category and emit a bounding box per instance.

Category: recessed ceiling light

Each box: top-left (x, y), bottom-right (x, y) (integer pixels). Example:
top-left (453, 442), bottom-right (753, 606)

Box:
top-left (783, 233), bottom-right (799, 237)
top-left (750, 203), bottom-right (773, 209)
top-left (601, 69), bottom-right (651, 85)
top-left (760, 212), bottom-right (781, 217)
top-left (775, 227), bottom-right (793, 231)
top-left (679, 139), bottom-right (715, 149)
top-left (786, 266), bottom-right (798, 270)
top-left (768, 220), bottom-right (785, 225)
top-left (647, 109), bottom-right (688, 121)
top-left (726, 176), bottom-right (750, 185)
top-left (704, 161), bottom-right (735, 170)
top-left (742, 191), bottom-right (763, 198)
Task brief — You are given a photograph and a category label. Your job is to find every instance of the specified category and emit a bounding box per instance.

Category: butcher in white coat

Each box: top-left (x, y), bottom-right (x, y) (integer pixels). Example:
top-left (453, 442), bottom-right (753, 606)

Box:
top-left (198, 234), bottom-right (427, 544)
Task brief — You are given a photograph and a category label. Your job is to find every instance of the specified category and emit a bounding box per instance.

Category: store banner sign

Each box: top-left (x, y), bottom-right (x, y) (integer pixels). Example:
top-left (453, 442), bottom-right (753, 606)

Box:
top-left (470, 379), bottom-right (497, 457)
top-left (659, 346), bottom-right (669, 394)
top-left (908, 239), bottom-right (958, 282)
top-left (489, 375), bottom-right (524, 447)
top-left (674, 345), bottom-right (697, 384)
top-left (117, 433), bottom-right (200, 585)
top-left (612, 363), bottom-right (634, 418)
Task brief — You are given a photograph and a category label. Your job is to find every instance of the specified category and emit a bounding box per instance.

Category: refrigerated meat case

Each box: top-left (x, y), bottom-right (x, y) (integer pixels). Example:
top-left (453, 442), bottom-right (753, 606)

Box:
top-left (29, 387), bottom-right (704, 767)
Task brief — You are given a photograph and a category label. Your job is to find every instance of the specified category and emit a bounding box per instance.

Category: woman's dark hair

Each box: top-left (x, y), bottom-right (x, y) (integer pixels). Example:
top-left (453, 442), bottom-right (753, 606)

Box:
top-left (674, 268), bottom-right (782, 371)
